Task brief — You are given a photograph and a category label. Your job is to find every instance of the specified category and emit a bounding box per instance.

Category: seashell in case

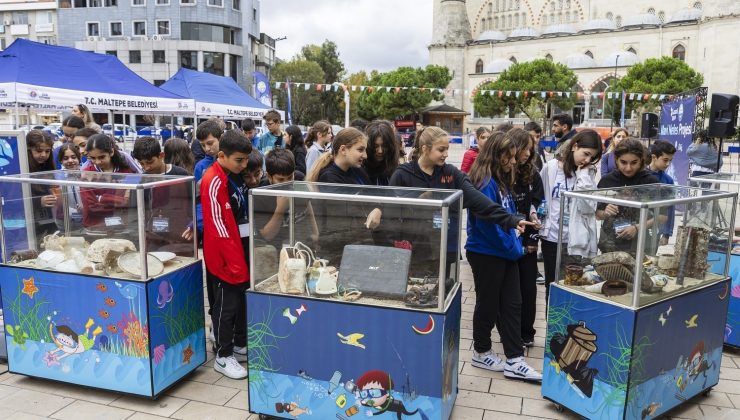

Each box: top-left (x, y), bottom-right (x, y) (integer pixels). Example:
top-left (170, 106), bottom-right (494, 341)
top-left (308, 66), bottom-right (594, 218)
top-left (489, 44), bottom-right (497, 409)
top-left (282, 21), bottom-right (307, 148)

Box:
top-left (87, 239), bottom-right (136, 263)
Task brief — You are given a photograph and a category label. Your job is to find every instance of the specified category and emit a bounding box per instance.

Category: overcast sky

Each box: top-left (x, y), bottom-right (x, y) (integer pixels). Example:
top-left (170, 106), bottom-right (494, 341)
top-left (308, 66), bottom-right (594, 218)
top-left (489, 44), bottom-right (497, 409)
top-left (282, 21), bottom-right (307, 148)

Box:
top-left (261, 0), bottom-right (433, 76)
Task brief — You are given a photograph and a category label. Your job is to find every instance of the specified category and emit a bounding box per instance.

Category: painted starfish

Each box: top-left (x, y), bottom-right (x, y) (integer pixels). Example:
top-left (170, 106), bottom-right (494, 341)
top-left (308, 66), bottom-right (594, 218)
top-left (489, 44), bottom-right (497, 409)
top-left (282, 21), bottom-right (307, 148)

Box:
top-left (182, 343), bottom-right (194, 364)
top-left (22, 277), bottom-right (39, 299)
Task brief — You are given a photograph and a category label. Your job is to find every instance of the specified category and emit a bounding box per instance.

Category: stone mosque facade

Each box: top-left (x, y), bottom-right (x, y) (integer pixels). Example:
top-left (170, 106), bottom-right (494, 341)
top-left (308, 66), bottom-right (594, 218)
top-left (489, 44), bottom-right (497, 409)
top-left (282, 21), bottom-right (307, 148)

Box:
top-left (429, 0), bottom-right (740, 130)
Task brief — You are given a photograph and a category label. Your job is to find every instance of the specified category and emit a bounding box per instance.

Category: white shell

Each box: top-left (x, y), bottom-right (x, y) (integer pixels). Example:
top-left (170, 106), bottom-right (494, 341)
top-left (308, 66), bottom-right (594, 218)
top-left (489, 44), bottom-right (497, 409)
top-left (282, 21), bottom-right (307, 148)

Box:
top-left (36, 250), bottom-right (65, 269)
top-left (55, 259), bottom-right (81, 273)
top-left (149, 251), bottom-right (176, 263)
top-left (87, 239), bottom-right (137, 263)
top-left (117, 252), bottom-right (164, 277)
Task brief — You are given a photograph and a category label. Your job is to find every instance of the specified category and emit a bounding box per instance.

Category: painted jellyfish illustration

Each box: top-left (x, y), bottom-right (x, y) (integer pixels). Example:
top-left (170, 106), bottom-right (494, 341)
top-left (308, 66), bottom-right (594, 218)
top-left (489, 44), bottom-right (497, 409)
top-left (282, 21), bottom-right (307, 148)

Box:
top-left (157, 280), bottom-right (174, 309)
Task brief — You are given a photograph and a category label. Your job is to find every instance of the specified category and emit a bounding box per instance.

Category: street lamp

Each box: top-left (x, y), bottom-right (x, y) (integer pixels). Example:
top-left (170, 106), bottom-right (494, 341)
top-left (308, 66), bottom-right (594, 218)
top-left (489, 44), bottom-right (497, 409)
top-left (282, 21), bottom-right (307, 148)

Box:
top-left (610, 54), bottom-right (620, 130)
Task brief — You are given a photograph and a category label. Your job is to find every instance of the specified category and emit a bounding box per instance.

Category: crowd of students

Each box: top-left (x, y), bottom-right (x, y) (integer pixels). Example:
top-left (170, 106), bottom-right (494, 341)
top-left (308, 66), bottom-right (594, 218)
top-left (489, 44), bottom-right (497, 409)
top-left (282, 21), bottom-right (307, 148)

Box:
top-left (26, 104), bottom-right (685, 383)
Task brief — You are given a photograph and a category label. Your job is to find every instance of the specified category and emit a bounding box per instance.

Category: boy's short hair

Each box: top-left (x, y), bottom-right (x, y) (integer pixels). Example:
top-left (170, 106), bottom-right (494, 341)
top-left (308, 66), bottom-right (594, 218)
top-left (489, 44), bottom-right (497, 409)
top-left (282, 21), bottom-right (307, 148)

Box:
top-left (241, 119), bottom-right (256, 132)
top-left (62, 116), bottom-right (85, 129)
top-left (219, 130), bottom-right (252, 156)
top-left (74, 127), bottom-right (98, 139)
top-left (246, 149), bottom-right (264, 172)
top-left (552, 113), bottom-right (574, 130)
top-left (650, 140), bottom-right (677, 157)
top-left (262, 109), bottom-right (281, 123)
top-left (196, 119), bottom-right (224, 141)
top-left (132, 136), bottom-right (162, 161)
top-left (265, 149), bottom-right (295, 176)
top-left (523, 121), bottom-right (542, 134)
top-left (350, 118), bottom-right (368, 131)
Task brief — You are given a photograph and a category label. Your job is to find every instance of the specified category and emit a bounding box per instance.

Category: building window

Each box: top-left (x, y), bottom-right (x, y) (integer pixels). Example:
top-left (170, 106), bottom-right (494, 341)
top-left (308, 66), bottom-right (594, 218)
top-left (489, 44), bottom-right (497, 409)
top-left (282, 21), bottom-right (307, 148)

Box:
top-left (509, 56), bottom-right (518, 64)
top-left (180, 0), bottom-right (195, 3)
top-left (180, 50), bottom-right (197, 70)
top-left (475, 59), bottom-right (483, 73)
top-left (87, 22), bottom-right (100, 36)
top-left (181, 22), bottom-right (237, 44)
top-left (616, 16), bottom-right (622, 28)
top-left (154, 79), bottom-right (165, 86)
top-left (129, 50), bottom-right (141, 63)
top-left (11, 12), bottom-right (28, 25)
top-left (627, 47), bottom-right (637, 54)
top-left (232, 0), bottom-right (240, 11)
top-left (606, 12), bottom-right (613, 21)
top-left (156, 20), bottom-right (170, 35)
top-left (153, 50), bottom-right (166, 63)
top-left (106, 0), bottom-right (118, 5)
top-left (110, 21), bottom-right (123, 37)
top-left (106, 50), bottom-right (117, 57)
top-left (208, 0), bottom-right (223, 6)
top-left (230, 54), bottom-right (238, 81)
top-left (132, 0), bottom-right (145, 6)
top-left (672, 44), bottom-right (686, 61)
top-left (133, 21), bottom-right (146, 36)
top-left (658, 11), bottom-right (665, 23)
top-left (693, 2), bottom-right (702, 10)
top-left (585, 50), bottom-right (593, 58)
top-left (156, 0), bottom-right (169, 4)
top-left (253, 7), bottom-right (257, 21)
top-left (647, 7), bottom-right (655, 15)
top-left (203, 51), bottom-right (225, 75)
top-left (545, 53), bottom-right (553, 61)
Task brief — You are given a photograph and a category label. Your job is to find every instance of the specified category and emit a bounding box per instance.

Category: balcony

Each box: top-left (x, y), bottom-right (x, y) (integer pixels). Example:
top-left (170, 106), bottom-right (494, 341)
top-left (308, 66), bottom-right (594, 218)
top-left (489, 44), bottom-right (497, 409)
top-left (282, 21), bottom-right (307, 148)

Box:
top-left (35, 23), bottom-right (54, 33)
top-left (10, 24), bottom-right (29, 36)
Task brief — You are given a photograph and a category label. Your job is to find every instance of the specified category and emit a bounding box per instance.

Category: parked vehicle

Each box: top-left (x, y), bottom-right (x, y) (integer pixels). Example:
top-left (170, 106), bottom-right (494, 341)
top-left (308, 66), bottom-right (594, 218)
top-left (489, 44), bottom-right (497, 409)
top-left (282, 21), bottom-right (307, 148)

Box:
top-left (102, 124), bottom-right (137, 142)
top-left (394, 120), bottom-right (416, 147)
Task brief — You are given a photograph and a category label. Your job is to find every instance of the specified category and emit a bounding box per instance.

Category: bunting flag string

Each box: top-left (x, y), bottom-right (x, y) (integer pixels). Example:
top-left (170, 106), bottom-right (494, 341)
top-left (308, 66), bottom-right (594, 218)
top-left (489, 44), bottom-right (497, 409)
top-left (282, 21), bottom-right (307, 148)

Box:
top-left (271, 81), bottom-right (674, 102)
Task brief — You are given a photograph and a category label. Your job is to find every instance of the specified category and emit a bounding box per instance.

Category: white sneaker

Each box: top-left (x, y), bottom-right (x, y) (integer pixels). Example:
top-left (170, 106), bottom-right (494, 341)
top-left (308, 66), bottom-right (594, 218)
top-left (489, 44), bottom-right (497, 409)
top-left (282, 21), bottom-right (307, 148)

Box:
top-left (233, 345), bottom-right (248, 362)
top-left (471, 350), bottom-right (505, 372)
top-left (214, 355), bottom-right (248, 379)
top-left (504, 357), bottom-right (542, 382)
top-left (536, 275), bottom-right (545, 285)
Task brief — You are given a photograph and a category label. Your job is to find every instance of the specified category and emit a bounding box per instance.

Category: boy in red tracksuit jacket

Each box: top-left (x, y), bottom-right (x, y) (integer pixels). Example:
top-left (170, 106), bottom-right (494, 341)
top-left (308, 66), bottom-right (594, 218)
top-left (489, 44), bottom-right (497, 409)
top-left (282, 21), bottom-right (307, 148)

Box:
top-left (201, 130), bottom-right (252, 379)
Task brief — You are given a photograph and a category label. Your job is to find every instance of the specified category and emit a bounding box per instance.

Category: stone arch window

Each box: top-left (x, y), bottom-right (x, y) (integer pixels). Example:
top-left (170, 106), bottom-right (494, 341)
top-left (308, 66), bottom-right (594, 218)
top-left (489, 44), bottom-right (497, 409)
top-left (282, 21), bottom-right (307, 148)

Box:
top-left (606, 12), bottom-right (614, 21)
top-left (648, 7), bottom-right (656, 15)
top-left (585, 50), bottom-right (593, 58)
top-left (475, 59), bottom-right (484, 73)
top-left (566, 0), bottom-right (571, 9)
top-left (488, 2), bottom-right (493, 14)
top-left (673, 44), bottom-right (686, 61)
top-left (550, 13), bottom-right (555, 24)
top-left (509, 56), bottom-right (518, 64)
top-left (551, 1), bottom-right (555, 11)
top-left (522, 12), bottom-right (526, 25)
top-left (514, 14), bottom-right (520, 27)
top-left (545, 54), bottom-right (553, 61)
top-left (616, 15), bottom-right (622, 27)
top-left (658, 11), bottom-right (665, 23)
top-left (495, 0), bottom-right (500, 12)
top-left (558, 0), bottom-right (563, 9)
top-left (515, 0), bottom-right (520, 9)
top-left (693, 2), bottom-right (702, 10)
top-left (627, 47), bottom-right (637, 54)
top-left (494, 16), bottom-right (499, 28)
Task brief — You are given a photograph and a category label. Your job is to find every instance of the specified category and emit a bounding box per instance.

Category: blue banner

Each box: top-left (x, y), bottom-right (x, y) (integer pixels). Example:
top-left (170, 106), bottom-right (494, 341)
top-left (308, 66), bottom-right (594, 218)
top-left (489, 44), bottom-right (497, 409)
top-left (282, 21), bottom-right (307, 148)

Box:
top-left (0, 134), bottom-right (29, 257)
top-left (659, 96), bottom-right (696, 186)
top-left (252, 71), bottom-right (272, 107)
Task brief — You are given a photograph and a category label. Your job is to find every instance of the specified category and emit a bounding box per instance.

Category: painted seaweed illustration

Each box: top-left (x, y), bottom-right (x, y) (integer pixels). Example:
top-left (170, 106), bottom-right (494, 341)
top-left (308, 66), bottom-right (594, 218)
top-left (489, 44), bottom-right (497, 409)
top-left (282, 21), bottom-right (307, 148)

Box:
top-left (6, 275), bottom-right (51, 343)
top-left (545, 297), bottom-right (576, 356)
top-left (151, 291), bottom-right (203, 347)
top-left (248, 299), bottom-right (288, 403)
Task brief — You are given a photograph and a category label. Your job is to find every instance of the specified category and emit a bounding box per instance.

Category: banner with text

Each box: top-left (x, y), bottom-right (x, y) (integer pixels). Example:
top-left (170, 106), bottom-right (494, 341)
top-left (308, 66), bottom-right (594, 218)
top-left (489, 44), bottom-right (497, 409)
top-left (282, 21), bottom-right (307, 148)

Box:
top-left (659, 96), bottom-right (696, 186)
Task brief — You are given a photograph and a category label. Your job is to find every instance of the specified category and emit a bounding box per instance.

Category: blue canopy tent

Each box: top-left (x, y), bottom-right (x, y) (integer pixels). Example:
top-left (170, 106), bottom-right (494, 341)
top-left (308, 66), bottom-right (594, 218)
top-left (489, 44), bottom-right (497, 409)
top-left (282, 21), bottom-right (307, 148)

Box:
top-left (160, 68), bottom-right (278, 120)
top-left (0, 39), bottom-right (193, 115)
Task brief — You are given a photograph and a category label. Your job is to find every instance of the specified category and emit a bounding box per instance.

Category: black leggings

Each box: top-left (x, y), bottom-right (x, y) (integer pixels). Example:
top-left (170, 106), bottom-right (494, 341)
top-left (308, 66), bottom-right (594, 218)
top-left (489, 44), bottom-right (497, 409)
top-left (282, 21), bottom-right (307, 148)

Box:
top-left (467, 251), bottom-right (523, 359)
top-left (518, 251), bottom-right (538, 342)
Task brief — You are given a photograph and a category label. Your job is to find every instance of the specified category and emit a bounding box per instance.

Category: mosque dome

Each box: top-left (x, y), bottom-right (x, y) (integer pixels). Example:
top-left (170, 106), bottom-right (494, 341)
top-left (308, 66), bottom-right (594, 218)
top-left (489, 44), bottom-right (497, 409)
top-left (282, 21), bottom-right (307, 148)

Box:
top-left (579, 19), bottom-right (617, 33)
top-left (476, 30), bottom-right (507, 42)
top-left (542, 24), bottom-right (577, 36)
top-left (601, 51), bottom-right (640, 67)
top-left (507, 27), bottom-right (540, 40)
top-left (622, 14), bottom-right (663, 28)
top-left (564, 53), bottom-right (597, 69)
top-left (483, 59), bottom-right (514, 73)
top-left (667, 8), bottom-right (702, 24)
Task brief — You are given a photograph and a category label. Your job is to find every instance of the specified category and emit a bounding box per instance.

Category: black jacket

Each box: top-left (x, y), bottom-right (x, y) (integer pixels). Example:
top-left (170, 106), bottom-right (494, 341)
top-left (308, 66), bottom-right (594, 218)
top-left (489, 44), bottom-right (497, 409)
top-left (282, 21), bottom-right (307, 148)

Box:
top-left (389, 161), bottom-right (522, 230)
top-left (318, 162), bottom-right (370, 185)
top-left (597, 169), bottom-right (659, 190)
top-left (513, 170), bottom-right (545, 246)
top-left (291, 146), bottom-right (307, 175)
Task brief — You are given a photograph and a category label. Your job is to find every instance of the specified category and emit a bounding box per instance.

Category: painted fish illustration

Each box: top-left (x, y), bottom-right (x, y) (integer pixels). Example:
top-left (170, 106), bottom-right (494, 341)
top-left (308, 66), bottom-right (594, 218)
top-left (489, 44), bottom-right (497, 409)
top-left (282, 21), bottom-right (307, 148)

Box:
top-left (114, 281), bottom-right (139, 300)
top-left (337, 332), bottom-right (366, 349)
top-left (295, 304), bottom-right (308, 316)
top-left (658, 313), bottom-right (667, 326)
top-left (96, 283), bottom-right (107, 292)
top-left (641, 402), bottom-right (661, 419)
top-left (156, 280), bottom-right (174, 309)
top-left (107, 324), bottom-right (119, 334)
top-left (283, 308), bottom-right (297, 325)
top-left (666, 305), bottom-right (672, 316)
top-left (182, 343), bottom-right (194, 364)
top-left (685, 314), bottom-right (698, 328)
top-left (153, 344), bottom-right (166, 364)
top-left (104, 297), bottom-right (116, 307)
top-left (98, 309), bottom-right (110, 319)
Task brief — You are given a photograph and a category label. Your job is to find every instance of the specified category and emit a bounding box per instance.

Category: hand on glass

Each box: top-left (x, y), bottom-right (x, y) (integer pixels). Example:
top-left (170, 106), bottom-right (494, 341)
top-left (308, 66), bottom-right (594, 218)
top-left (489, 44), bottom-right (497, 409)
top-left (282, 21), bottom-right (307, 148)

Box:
top-left (603, 204), bottom-right (619, 217)
top-left (617, 224), bottom-right (637, 240)
top-left (365, 208), bottom-right (382, 230)
top-left (182, 226), bottom-right (193, 241)
top-left (40, 194), bottom-right (57, 207)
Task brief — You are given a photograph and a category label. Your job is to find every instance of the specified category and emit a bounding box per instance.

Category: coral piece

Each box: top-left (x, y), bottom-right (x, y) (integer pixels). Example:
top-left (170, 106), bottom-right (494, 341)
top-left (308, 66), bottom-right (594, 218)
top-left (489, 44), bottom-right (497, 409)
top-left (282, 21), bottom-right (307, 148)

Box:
top-left (86, 239), bottom-right (136, 263)
top-left (591, 251), bottom-right (662, 293)
top-left (672, 226), bottom-right (709, 279)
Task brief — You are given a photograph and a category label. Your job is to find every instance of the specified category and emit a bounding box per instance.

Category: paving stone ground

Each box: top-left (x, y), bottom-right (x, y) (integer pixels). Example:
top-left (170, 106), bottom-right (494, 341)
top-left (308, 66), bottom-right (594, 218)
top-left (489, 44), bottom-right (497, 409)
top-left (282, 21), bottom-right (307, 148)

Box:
top-left (0, 144), bottom-right (738, 419)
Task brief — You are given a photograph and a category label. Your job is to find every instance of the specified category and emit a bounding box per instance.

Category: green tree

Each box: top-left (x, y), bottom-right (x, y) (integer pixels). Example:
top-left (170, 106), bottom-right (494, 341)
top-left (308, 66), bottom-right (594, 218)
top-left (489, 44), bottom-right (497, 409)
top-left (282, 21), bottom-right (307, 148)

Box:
top-left (342, 70), bottom-right (372, 121)
top-left (271, 59), bottom-right (324, 125)
top-left (300, 40), bottom-right (346, 124)
top-left (357, 65), bottom-right (451, 120)
top-left (474, 59), bottom-right (578, 121)
top-left (612, 56), bottom-right (704, 125)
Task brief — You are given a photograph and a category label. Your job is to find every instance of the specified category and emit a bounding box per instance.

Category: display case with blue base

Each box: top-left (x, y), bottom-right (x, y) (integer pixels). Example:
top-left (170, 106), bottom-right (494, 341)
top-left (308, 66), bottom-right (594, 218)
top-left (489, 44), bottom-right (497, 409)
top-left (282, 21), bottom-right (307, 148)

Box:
top-left (247, 182), bottom-right (463, 420)
top-left (543, 184), bottom-right (736, 419)
top-left (690, 173), bottom-right (740, 349)
top-left (0, 170), bottom-right (204, 397)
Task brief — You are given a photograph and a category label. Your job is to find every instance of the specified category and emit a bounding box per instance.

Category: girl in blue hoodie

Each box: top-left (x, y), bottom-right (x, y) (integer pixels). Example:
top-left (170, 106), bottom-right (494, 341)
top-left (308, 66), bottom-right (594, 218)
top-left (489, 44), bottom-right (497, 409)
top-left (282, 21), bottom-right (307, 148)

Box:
top-left (465, 132), bottom-right (542, 382)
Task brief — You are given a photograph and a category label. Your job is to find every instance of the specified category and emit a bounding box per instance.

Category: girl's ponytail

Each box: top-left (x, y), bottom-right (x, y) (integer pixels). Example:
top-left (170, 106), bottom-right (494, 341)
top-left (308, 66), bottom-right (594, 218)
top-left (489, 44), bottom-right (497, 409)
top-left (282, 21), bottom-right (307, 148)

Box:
top-left (306, 152), bottom-right (333, 182)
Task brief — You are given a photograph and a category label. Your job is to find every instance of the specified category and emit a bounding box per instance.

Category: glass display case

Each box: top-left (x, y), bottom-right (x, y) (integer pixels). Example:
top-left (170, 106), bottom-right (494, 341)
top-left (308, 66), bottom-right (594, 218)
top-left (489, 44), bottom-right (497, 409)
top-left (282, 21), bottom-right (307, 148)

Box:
top-left (248, 181), bottom-right (463, 312)
top-left (689, 172), bottom-right (740, 349)
top-left (246, 182), bottom-right (463, 420)
top-left (0, 170), bottom-right (198, 280)
top-left (0, 170), bottom-right (205, 397)
top-left (542, 184), bottom-right (735, 419)
top-left (554, 184), bottom-right (736, 307)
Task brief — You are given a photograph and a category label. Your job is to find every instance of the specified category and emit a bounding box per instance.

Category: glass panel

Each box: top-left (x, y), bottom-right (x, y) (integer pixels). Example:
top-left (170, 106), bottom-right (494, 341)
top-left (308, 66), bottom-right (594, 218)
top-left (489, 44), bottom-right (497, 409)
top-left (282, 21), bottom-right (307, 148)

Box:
top-left (249, 182), bottom-right (462, 312)
top-left (0, 171), bottom-right (196, 281)
top-left (254, 181), bottom-right (459, 203)
top-left (554, 185), bottom-right (734, 307)
top-left (110, 22), bottom-right (122, 36)
top-left (179, 50), bottom-right (197, 70)
top-left (203, 52), bottom-right (224, 76)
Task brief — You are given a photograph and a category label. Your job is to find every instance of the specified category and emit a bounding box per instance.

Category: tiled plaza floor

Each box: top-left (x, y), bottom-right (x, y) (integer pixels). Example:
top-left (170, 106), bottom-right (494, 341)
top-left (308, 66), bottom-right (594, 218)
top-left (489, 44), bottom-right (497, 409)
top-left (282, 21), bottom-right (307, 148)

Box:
top-left (0, 145), bottom-right (738, 419)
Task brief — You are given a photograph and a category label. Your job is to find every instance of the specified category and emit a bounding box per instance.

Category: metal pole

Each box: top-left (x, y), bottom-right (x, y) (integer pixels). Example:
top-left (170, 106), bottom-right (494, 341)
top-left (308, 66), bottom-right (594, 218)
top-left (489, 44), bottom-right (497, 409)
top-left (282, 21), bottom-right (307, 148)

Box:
top-left (631, 208), bottom-right (649, 307)
top-left (610, 54), bottom-right (619, 130)
top-left (0, 196), bottom-right (6, 264)
top-left (192, 178), bottom-right (198, 261)
top-left (137, 189), bottom-right (147, 281)
top-left (248, 191), bottom-right (254, 288)
top-left (725, 194), bottom-right (738, 277)
top-left (437, 206), bottom-right (449, 311)
top-left (344, 87), bottom-right (350, 128)
top-left (61, 186), bottom-right (71, 236)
